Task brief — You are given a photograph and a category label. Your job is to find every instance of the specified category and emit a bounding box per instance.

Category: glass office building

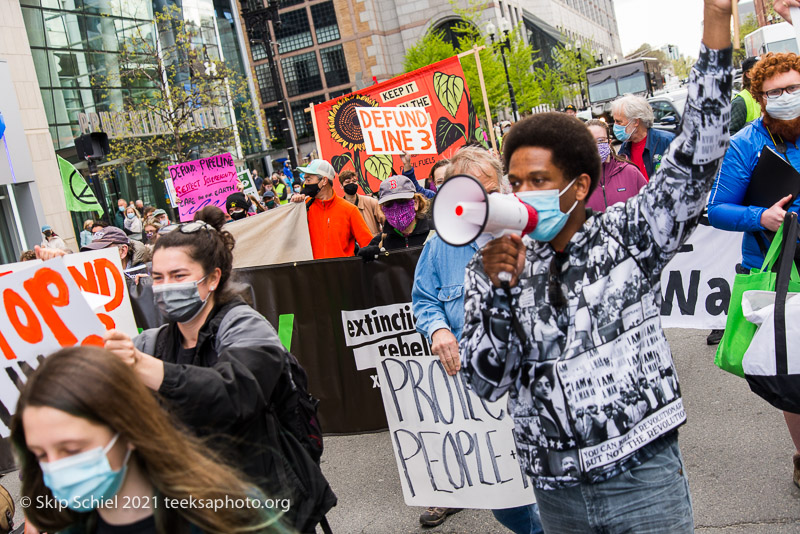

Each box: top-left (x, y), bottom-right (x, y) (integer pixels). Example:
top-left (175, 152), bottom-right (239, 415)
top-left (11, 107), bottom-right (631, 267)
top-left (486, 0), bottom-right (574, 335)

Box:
top-left (20, 0), bottom-right (263, 229)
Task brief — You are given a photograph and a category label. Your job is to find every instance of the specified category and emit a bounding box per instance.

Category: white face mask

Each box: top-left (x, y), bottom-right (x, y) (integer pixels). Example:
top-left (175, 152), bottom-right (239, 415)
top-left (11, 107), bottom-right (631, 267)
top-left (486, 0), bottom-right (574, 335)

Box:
top-left (766, 91), bottom-right (800, 121)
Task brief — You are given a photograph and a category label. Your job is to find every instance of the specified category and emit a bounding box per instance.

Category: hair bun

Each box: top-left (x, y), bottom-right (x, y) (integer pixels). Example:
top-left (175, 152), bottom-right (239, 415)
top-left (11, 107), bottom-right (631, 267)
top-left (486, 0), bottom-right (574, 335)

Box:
top-left (194, 206), bottom-right (227, 232)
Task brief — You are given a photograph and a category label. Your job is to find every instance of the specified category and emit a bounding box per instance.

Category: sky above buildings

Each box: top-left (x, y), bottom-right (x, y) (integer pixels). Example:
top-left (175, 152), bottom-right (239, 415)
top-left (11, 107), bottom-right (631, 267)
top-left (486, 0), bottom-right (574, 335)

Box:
top-left (613, 0), bottom-right (709, 59)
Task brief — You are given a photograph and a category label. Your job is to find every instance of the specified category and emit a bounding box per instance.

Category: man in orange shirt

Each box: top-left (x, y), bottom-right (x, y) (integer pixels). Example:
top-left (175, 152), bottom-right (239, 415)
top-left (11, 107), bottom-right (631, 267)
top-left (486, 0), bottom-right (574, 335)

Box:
top-left (290, 159), bottom-right (373, 259)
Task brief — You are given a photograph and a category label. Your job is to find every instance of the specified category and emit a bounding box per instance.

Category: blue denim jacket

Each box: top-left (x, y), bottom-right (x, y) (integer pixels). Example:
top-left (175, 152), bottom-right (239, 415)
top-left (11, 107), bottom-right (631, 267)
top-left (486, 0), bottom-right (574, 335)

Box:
top-left (411, 234), bottom-right (479, 342)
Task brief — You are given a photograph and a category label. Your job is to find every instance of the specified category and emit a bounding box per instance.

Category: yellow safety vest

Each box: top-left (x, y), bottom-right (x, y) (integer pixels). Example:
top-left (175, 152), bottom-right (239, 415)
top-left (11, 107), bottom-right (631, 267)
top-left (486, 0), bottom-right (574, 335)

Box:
top-left (275, 182), bottom-right (288, 204)
top-left (735, 89), bottom-right (762, 123)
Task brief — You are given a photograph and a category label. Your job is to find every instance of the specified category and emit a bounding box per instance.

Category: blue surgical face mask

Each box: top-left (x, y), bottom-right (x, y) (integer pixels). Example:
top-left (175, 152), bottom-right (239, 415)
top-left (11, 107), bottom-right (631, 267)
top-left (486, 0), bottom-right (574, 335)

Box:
top-left (517, 179), bottom-right (578, 242)
top-left (40, 433), bottom-right (131, 512)
top-left (613, 121), bottom-right (635, 142)
top-left (152, 275), bottom-right (211, 323)
top-left (765, 91), bottom-right (800, 121)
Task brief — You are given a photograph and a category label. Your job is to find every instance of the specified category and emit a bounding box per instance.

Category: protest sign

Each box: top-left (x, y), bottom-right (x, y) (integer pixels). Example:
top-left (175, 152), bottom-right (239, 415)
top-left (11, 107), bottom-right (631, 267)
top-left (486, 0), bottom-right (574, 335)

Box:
top-left (238, 168), bottom-right (258, 197)
top-left (0, 249), bottom-right (138, 337)
top-left (659, 223), bottom-right (741, 329)
top-left (378, 355), bottom-right (535, 508)
top-left (342, 302), bottom-right (430, 371)
top-left (313, 56), bottom-right (480, 196)
top-left (355, 107), bottom-right (437, 155)
top-left (168, 152), bottom-right (238, 222)
top-left (0, 258), bottom-right (106, 440)
top-left (62, 248), bottom-right (138, 337)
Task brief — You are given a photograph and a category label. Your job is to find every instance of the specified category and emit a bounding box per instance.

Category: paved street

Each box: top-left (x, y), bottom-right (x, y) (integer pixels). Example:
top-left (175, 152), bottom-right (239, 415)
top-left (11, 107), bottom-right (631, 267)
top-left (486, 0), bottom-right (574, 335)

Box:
top-left (320, 328), bottom-right (800, 533)
top-left (4, 329), bottom-right (800, 533)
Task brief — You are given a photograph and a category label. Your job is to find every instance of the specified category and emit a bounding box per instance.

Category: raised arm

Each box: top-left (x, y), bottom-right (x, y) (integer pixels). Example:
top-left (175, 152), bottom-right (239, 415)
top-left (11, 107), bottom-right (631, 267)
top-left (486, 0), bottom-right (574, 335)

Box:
top-left (605, 2), bottom-right (734, 279)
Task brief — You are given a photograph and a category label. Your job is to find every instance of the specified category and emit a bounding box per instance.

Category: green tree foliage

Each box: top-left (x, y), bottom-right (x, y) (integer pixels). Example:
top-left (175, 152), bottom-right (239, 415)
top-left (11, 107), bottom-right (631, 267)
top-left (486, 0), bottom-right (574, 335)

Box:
top-left (91, 4), bottom-right (260, 182)
top-left (734, 13), bottom-right (760, 65)
top-left (671, 56), bottom-right (695, 80)
top-left (403, 0), bottom-right (551, 119)
top-left (402, 31), bottom-right (456, 73)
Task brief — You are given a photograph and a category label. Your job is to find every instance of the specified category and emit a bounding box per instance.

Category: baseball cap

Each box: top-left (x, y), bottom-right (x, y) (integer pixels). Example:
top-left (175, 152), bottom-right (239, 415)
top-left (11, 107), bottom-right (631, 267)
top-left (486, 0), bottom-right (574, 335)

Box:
top-left (81, 226), bottom-right (130, 251)
top-left (152, 208), bottom-right (167, 217)
top-left (564, 104), bottom-right (576, 112)
top-left (296, 159), bottom-right (335, 180)
top-left (262, 190), bottom-right (275, 199)
top-left (378, 176), bottom-right (416, 205)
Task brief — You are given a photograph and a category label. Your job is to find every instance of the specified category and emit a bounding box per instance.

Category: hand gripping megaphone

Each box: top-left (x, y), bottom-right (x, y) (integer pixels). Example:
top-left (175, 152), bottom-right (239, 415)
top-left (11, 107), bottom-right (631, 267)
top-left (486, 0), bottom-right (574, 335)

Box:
top-left (432, 174), bottom-right (538, 247)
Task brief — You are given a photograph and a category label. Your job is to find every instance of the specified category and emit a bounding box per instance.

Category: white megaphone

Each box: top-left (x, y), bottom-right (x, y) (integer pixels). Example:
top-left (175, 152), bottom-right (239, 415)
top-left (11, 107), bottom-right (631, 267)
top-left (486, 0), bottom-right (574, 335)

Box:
top-left (432, 174), bottom-right (538, 247)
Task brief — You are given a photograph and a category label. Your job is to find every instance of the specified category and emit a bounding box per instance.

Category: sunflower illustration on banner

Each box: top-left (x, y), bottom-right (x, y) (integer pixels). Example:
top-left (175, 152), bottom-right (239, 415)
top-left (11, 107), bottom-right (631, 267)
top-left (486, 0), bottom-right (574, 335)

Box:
top-left (313, 56), bottom-right (483, 196)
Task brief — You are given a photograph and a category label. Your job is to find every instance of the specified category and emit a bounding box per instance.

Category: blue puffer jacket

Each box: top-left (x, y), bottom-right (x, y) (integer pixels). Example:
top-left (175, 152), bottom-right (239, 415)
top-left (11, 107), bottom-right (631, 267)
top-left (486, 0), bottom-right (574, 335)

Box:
top-left (618, 127), bottom-right (676, 178)
top-left (708, 117), bottom-right (800, 269)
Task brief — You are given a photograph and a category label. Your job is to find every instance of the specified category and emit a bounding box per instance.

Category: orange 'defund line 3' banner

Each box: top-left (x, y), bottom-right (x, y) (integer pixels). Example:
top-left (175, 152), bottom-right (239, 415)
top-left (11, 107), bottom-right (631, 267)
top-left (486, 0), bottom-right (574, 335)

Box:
top-left (313, 56), bottom-right (484, 196)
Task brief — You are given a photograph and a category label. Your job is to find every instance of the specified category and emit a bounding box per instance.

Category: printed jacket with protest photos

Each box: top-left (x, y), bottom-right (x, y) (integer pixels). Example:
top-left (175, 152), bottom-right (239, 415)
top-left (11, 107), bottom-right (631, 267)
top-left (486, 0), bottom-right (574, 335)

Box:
top-left (306, 194), bottom-right (374, 259)
top-left (134, 297), bottom-right (336, 530)
top-left (460, 43), bottom-right (732, 490)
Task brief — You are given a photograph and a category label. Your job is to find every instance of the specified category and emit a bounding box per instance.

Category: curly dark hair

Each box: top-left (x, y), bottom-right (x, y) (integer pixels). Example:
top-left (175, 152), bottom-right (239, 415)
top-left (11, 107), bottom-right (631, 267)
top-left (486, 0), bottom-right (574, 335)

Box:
top-left (749, 52), bottom-right (800, 103)
top-left (153, 206), bottom-right (237, 304)
top-left (503, 112), bottom-right (602, 195)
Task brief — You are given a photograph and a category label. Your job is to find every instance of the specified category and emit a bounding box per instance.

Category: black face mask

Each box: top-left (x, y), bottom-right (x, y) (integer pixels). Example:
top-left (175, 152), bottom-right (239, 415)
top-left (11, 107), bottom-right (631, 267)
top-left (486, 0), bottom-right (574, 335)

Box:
top-left (343, 183), bottom-right (358, 196)
top-left (301, 182), bottom-right (320, 198)
top-left (230, 210), bottom-right (247, 221)
top-left (272, 179), bottom-right (280, 186)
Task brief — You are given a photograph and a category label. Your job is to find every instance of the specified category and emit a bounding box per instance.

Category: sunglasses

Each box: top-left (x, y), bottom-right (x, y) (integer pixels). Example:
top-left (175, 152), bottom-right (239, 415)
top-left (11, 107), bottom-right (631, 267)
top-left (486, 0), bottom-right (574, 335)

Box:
top-left (158, 221), bottom-right (215, 235)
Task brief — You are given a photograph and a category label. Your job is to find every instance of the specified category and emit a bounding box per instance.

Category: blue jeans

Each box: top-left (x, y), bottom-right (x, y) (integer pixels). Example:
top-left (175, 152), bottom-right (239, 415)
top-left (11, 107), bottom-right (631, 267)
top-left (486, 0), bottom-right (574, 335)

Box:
top-left (492, 504), bottom-right (543, 534)
top-left (533, 436), bottom-right (693, 534)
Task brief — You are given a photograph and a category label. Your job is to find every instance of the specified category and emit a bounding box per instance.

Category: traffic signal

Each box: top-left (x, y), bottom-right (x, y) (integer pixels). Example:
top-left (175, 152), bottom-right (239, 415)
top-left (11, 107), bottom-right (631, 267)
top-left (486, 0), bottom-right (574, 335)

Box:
top-left (74, 132), bottom-right (109, 162)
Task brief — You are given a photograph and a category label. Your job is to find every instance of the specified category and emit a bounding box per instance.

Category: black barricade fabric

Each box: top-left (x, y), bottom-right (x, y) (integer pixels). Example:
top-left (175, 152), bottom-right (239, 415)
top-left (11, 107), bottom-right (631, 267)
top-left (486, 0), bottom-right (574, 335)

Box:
top-left (237, 246), bottom-right (425, 433)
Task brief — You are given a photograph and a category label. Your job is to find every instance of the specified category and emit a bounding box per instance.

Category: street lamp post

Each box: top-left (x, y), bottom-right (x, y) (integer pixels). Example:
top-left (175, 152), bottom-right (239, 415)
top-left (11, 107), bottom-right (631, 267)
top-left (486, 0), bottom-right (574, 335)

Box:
top-left (572, 42), bottom-right (587, 108)
top-left (487, 18), bottom-right (519, 122)
top-left (241, 0), bottom-right (298, 172)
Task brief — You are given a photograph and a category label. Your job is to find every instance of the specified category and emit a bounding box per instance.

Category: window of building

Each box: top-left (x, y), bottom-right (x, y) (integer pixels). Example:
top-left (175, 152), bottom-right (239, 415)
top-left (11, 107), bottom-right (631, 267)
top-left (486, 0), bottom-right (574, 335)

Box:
top-left (251, 41), bottom-right (267, 61)
top-left (281, 51), bottom-right (322, 97)
top-left (276, 8), bottom-right (313, 53)
top-left (320, 45), bottom-right (348, 88)
top-left (311, 2), bottom-right (340, 44)
top-left (290, 96), bottom-right (324, 139)
top-left (255, 63), bottom-right (277, 103)
top-left (263, 105), bottom-right (281, 140)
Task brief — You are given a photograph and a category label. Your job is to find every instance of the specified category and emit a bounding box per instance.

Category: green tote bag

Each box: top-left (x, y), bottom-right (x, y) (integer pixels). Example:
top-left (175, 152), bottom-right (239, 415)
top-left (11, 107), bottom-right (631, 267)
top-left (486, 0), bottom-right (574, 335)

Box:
top-left (715, 219), bottom-right (800, 378)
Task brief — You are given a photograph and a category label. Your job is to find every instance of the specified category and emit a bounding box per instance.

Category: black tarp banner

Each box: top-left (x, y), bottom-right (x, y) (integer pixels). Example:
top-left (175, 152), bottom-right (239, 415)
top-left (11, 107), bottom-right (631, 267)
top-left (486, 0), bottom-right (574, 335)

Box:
top-left (237, 246), bottom-right (425, 434)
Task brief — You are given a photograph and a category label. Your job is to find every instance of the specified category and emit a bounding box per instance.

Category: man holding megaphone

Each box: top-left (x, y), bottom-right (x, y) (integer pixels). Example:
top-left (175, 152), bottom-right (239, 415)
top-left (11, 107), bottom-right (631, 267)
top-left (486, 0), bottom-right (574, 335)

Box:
top-left (459, 1), bottom-right (735, 531)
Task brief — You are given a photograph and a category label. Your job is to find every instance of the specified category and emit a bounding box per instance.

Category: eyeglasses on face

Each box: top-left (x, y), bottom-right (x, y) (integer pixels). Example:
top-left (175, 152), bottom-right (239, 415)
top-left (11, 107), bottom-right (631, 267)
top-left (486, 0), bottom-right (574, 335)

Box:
top-left (764, 84), bottom-right (800, 99)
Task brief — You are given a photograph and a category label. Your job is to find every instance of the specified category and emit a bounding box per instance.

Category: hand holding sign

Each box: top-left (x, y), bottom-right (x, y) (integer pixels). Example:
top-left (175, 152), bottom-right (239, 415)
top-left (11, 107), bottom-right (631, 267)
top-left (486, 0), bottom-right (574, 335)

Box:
top-left (34, 245), bottom-right (67, 261)
top-left (103, 329), bottom-right (164, 390)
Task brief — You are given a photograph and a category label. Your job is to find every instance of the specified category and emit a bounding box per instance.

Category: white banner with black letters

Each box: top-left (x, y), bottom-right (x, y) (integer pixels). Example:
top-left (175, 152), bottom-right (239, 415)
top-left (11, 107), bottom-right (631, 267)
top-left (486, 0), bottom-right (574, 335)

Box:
top-left (659, 223), bottom-right (742, 330)
top-left (378, 355), bottom-right (536, 508)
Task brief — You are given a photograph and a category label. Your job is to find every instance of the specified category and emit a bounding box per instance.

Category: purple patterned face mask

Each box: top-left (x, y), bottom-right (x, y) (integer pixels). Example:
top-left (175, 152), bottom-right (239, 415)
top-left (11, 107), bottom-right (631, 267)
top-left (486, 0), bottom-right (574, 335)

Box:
top-left (383, 199), bottom-right (416, 230)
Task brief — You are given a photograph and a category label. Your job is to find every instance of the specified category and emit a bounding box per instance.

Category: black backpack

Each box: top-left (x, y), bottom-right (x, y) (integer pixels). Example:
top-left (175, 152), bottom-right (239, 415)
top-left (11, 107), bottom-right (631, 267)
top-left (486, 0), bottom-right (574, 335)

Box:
top-left (274, 351), bottom-right (325, 463)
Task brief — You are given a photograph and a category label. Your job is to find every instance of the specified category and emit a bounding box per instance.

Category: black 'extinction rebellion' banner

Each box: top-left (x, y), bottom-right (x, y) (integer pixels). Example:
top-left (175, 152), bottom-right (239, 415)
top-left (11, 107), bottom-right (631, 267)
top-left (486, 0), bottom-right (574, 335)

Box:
top-left (238, 246), bottom-right (425, 434)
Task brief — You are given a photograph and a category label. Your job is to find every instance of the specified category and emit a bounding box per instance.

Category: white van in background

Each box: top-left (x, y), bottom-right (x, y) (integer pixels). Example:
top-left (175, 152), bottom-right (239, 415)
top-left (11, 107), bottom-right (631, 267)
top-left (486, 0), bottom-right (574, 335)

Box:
top-left (744, 22), bottom-right (799, 57)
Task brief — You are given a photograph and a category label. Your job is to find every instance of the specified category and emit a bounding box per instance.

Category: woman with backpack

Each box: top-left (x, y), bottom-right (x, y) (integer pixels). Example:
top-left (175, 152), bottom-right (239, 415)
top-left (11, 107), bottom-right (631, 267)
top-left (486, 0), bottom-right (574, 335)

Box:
top-left (103, 206), bottom-right (336, 533)
top-left (11, 346), bottom-right (289, 534)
